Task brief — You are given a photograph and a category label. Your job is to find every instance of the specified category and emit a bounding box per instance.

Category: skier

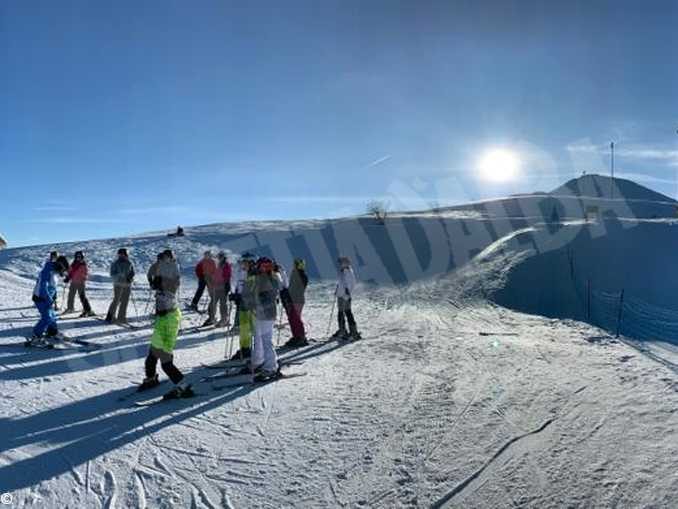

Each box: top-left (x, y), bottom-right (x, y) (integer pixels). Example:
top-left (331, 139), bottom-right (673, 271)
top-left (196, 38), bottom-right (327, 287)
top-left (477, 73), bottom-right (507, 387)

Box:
top-left (49, 251), bottom-right (61, 311)
top-left (190, 251), bottom-right (216, 312)
top-left (63, 251), bottom-right (95, 317)
top-left (245, 257), bottom-right (281, 379)
top-left (229, 252), bottom-right (254, 332)
top-left (332, 256), bottom-right (361, 340)
top-left (284, 258), bottom-right (309, 347)
top-left (106, 248), bottom-right (135, 324)
top-left (138, 249), bottom-right (193, 398)
top-left (147, 253), bottom-right (163, 287)
top-left (230, 254), bottom-right (256, 359)
top-left (29, 255), bottom-right (70, 344)
top-left (204, 251), bottom-right (231, 327)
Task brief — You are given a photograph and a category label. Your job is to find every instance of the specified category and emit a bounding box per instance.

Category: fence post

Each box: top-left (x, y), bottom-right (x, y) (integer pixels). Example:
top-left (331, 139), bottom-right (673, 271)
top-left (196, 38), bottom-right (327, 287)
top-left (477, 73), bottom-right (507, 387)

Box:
top-left (586, 279), bottom-right (591, 321)
top-left (616, 289), bottom-right (625, 338)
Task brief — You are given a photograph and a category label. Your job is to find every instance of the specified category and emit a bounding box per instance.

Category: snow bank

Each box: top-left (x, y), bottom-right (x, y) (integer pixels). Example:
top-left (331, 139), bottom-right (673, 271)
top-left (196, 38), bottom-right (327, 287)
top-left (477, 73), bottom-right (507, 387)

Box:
top-left (489, 217), bottom-right (678, 344)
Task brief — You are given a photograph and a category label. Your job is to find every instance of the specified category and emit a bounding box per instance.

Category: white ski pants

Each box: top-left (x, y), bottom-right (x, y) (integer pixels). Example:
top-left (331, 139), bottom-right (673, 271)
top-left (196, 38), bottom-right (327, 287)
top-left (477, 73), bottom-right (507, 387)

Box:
top-left (253, 319), bottom-right (278, 372)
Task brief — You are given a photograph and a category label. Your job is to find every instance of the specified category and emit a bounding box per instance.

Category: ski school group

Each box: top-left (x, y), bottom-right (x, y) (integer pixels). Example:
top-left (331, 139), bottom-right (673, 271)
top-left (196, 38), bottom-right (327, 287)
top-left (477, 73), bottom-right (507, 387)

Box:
top-left (26, 248), bottom-right (362, 400)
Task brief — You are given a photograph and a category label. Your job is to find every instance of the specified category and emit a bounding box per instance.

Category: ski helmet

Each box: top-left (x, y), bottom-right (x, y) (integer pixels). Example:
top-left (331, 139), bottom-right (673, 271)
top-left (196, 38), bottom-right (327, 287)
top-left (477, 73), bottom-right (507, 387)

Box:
top-left (294, 258), bottom-right (306, 270)
top-left (117, 248), bottom-right (128, 257)
top-left (338, 256), bottom-right (351, 267)
top-left (55, 255), bottom-right (70, 275)
top-left (240, 252), bottom-right (256, 267)
top-left (256, 256), bottom-right (274, 274)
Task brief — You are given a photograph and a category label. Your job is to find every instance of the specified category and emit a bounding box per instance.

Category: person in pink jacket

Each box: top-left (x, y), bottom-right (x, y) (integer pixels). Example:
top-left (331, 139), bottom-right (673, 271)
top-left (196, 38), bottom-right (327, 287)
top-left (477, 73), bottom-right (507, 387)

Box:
top-left (64, 251), bottom-right (95, 317)
top-left (203, 252), bottom-right (232, 327)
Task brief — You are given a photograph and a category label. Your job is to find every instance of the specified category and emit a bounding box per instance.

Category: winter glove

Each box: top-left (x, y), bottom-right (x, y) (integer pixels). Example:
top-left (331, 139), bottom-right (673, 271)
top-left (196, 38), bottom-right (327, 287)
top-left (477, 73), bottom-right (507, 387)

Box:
top-left (32, 295), bottom-right (43, 303)
top-left (64, 277), bottom-right (71, 284)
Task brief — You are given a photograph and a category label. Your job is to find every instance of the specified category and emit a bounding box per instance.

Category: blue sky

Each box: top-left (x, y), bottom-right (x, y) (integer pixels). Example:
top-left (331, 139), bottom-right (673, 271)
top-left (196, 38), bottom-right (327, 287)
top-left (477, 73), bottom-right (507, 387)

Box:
top-left (2, 0), bottom-right (678, 246)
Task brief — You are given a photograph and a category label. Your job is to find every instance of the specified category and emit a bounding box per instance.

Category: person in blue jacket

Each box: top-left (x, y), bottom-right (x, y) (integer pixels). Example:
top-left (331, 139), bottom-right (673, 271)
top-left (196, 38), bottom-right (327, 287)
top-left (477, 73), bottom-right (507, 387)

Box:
top-left (29, 255), bottom-right (70, 344)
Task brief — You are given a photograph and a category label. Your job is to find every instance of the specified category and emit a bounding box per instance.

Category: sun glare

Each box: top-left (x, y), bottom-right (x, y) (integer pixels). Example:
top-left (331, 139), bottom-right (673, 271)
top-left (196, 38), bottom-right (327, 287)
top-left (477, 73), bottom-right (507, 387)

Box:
top-left (477, 148), bottom-right (520, 182)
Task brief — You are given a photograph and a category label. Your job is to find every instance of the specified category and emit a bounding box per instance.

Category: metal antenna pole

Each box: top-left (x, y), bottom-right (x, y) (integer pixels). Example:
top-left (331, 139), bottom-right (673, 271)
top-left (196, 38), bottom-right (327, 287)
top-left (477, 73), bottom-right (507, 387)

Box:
top-left (610, 141), bottom-right (615, 199)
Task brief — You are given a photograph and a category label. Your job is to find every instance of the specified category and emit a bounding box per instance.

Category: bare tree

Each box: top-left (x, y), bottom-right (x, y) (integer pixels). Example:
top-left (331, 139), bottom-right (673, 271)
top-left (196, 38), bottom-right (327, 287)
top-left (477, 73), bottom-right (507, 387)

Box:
top-left (366, 200), bottom-right (389, 224)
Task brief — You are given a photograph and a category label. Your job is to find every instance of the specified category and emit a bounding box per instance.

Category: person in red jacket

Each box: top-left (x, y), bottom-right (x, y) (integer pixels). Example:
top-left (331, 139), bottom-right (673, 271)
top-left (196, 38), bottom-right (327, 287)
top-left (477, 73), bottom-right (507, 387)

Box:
top-left (204, 251), bottom-right (232, 327)
top-left (190, 251), bottom-right (216, 311)
top-left (64, 251), bottom-right (95, 317)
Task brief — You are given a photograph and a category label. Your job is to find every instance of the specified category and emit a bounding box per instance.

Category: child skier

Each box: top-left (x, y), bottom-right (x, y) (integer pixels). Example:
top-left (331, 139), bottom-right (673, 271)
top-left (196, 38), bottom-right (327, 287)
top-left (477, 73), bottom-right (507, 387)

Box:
top-left (229, 254), bottom-right (256, 359)
top-left (64, 251), bottom-right (95, 317)
top-left (49, 251), bottom-right (61, 311)
top-left (245, 257), bottom-right (281, 380)
top-left (284, 258), bottom-right (309, 347)
top-left (147, 252), bottom-right (163, 287)
top-left (139, 250), bottom-right (193, 398)
top-left (332, 256), bottom-right (361, 340)
top-left (29, 255), bottom-right (70, 344)
top-left (106, 248), bottom-right (135, 324)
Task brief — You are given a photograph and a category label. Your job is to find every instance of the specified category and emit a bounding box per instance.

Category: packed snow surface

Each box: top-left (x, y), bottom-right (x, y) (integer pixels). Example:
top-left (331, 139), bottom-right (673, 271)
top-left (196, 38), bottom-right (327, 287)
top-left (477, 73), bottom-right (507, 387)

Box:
top-left (1, 178), bottom-right (678, 507)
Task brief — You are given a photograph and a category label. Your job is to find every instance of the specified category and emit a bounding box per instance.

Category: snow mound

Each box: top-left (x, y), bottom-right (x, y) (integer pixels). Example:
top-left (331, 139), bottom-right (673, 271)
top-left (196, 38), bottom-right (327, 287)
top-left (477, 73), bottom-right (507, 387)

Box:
top-left (551, 173), bottom-right (676, 203)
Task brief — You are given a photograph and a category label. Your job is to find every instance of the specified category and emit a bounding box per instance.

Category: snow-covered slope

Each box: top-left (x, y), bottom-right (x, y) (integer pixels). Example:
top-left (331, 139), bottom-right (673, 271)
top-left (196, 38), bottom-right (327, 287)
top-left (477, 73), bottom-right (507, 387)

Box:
top-left (417, 174), bottom-right (678, 223)
top-left (1, 181), bottom-right (678, 507)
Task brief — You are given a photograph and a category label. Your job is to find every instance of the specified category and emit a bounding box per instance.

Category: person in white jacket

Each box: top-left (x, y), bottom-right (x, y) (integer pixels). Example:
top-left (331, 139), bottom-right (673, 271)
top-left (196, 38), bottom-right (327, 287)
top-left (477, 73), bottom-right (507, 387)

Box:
top-left (332, 256), bottom-right (361, 340)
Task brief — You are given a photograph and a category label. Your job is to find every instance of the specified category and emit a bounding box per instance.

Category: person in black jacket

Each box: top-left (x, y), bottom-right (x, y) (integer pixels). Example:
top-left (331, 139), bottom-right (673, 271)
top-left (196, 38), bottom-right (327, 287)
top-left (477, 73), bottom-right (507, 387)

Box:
top-left (106, 248), bottom-right (135, 324)
top-left (284, 258), bottom-right (309, 347)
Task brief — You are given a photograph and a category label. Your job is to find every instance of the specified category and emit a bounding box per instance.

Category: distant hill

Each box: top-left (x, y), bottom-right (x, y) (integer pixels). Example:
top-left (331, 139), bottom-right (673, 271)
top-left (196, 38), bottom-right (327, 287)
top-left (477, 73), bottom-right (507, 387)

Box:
top-left (551, 174), bottom-right (676, 203)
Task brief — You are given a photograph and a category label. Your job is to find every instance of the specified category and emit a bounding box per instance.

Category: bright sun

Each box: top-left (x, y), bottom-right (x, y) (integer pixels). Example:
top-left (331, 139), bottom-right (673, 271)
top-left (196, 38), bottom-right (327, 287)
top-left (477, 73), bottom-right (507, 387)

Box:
top-left (477, 148), bottom-right (520, 182)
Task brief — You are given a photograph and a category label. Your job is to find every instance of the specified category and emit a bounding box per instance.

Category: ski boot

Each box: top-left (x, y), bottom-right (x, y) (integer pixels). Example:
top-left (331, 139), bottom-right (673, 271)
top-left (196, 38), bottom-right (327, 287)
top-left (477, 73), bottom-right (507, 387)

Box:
top-left (201, 318), bottom-right (215, 328)
top-left (80, 310), bottom-right (97, 318)
top-left (348, 328), bottom-right (362, 341)
top-left (104, 313), bottom-right (114, 324)
top-left (331, 329), bottom-right (349, 340)
top-left (138, 374), bottom-right (160, 392)
top-left (253, 366), bottom-right (280, 382)
top-left (62, 307), bottom-right (75, 315)
top-left (230, 347), bottom-right (251, 361)
top-left (25, 334), bottom-right (46, 348)
top-left (163, 383), bottom-right (195, 400)
top-left (285, 336), bottom-right (308, 348)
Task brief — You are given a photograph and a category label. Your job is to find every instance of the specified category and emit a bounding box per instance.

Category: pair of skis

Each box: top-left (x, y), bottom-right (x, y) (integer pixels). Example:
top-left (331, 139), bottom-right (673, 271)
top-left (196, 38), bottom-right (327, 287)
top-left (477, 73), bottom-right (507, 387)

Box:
top-left (58, 312), bottom-right (99, 321)
top-left (130, 364), bottom-right (307, 407)
top-left (93, 316), bottom-right (143, 330)
top-left (183, 321), bottom-right (231, 335)
top-left (23, 334), bottom-right (100, 351)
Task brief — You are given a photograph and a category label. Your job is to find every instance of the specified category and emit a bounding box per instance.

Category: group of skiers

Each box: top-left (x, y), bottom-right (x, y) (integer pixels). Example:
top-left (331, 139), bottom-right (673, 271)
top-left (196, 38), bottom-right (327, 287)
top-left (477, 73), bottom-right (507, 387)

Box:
top-left (27, 247), bottom-right (361, 398)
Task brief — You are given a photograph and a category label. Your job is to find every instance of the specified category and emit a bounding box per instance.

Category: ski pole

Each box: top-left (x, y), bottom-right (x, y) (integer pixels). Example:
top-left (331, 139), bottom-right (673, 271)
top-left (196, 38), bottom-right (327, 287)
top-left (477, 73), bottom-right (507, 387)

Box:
top-left (276, 301), bottom-right (283, 347)
top-left (130, 282), bottom-right (141, 320)
top-left (326, 285), bottom-right (337, 338)
top-left (144, 287), bottom-right (154, 316)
